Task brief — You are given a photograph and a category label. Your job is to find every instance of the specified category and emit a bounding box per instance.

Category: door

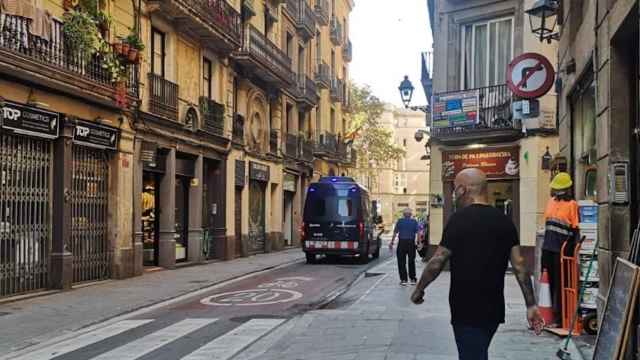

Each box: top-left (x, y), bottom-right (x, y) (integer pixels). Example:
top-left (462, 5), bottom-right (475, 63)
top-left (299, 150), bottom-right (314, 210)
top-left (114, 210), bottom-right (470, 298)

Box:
top-left (71, 146), bottom-right (111, 283)
top-left (284, 192), bottom-right (294, 246)
top-left (142, 172), bottom-right (160, 266)
top-left (0, 134), bottom-right (51, 297)
top-left (235, 187), bottom-right (243, 257)
top-left (248, 181), bottom-right (266, 254)
top-left (203, 160), bottom-right (223, 260)
top-left (175, 176), bottom-right (189, 262)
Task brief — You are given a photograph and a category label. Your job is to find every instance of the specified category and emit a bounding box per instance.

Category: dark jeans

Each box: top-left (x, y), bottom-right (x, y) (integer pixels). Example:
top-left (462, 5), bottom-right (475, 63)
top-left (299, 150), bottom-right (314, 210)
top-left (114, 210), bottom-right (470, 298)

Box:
top-left (452, 324), bottom-right (499, 360)
top-left (396, 240), bottom-right (416, 282)
top-left (541, 249), bottom-right (562, 324)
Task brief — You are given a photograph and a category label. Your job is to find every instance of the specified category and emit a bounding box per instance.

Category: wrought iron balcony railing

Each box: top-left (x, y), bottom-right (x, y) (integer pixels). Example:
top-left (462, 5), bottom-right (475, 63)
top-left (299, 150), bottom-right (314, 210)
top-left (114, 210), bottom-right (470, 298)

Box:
top-left (232, 113), bottom-right (245, 143)
top-left (199, 97), bottom-right (225, 136)
top-left (0, 16), bottom-right (137, 103)
top-left (149, 73), bottom-right (179, 121)
top-left (314, 0), bottom-right (330, 25)
top-left (315, 61), bottom-right (331, 89)
top-left (301, 138), bottom-right (315, 162)
top-left (314, 132), bottom-right (338, 155)
top-left (186, 0), bottom-right (242, 45)
top-left (269, 129), bottom-right (279, 154)
top-left (342, 40), bottom-right (352, 62)
top-left (430, 84), bottom-right (518, 141)
top-left (284, 0), bottom-right (316, 39)
top-left (330, 17), bottom-right (343, 45)
top-left (285, 133), bottom-right (299, 158)
top-left (330, 78), bottom-right (344, 102)
top-left (239, 25), bottom-right (294, 86)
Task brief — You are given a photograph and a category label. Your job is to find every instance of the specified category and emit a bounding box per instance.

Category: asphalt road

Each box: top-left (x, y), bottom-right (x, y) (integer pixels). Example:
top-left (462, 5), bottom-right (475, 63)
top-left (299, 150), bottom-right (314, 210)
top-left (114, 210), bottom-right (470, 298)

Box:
top-left (9, 249), bottom-right (393, 360)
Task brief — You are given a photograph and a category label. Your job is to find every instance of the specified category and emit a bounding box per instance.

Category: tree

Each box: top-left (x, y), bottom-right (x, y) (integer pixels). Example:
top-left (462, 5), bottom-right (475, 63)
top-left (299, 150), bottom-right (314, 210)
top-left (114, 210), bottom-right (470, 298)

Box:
top-left (346, 84), bottom-right (405, 190)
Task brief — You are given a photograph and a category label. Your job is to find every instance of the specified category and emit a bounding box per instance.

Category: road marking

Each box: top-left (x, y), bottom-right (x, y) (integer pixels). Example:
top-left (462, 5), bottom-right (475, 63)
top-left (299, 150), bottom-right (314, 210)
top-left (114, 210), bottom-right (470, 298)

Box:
top-left (92, 318), bottom-right (216, 360)
top-left (201, 289), bottom-right (303, 306)
top-left (14, 320), bottom-right (153, 360)
top-left (181, 319), bottom-right (285, 360)
top-left (351, 273), bottom-right (389, 307)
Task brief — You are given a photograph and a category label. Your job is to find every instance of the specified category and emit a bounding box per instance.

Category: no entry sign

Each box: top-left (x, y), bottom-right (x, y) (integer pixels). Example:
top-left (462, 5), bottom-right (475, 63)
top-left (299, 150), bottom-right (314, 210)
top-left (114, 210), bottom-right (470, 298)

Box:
top-left (506, 53), bottom-right (555, 99)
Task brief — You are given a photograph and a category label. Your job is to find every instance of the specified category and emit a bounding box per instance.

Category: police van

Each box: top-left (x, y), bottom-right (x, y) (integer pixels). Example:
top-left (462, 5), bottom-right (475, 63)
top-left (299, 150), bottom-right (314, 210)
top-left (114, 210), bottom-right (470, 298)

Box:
top-left (301, 177), bottom-right (381, 263)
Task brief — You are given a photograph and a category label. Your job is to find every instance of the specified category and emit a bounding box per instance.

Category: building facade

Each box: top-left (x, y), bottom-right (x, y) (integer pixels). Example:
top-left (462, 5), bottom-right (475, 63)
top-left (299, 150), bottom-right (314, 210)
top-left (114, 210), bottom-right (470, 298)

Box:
top-left (364, 106), bottom-right (430, 227)
top-left (0, 0), bottom-right (354, 298)
top-left (555, 0), bottom-right (638, 318)
top-left (426, 0), bottom-right (559, 269)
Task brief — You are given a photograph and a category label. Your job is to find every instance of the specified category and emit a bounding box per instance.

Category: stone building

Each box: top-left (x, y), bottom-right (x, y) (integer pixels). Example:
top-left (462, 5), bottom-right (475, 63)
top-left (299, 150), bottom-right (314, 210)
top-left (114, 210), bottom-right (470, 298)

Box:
top-left (426, 0), bottom-right (559, 269)
top-left (555, 0), bottom-right (638, 316)
top-left (364, 105), bottom-right (430, 227)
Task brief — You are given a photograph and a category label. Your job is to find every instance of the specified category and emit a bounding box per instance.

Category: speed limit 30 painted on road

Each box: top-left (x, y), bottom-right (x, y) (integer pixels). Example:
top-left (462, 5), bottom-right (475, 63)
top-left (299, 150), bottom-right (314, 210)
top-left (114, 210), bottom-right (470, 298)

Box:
top-left (200, 277), bottom-right (312, 306)
top-left (506, 52), bottom-right (555, 99)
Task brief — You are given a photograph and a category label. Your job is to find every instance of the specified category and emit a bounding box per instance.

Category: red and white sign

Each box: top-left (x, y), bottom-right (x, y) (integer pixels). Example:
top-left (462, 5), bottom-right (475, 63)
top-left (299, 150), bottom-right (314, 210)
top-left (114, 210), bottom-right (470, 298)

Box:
top-left (506, 53), bottom-right (555, 99)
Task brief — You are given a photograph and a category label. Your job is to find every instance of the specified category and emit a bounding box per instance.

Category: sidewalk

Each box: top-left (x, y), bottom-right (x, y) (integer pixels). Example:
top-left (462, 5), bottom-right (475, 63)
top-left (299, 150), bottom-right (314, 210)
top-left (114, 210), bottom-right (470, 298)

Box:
top-left (0, 249), bottom-right (304, 354)
top-left (245, 258), bottom-right (565, 360)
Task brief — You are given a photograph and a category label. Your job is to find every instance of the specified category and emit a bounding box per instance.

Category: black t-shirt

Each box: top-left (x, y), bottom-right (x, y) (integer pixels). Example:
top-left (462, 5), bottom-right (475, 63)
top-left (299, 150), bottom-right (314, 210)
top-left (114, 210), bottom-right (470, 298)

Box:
top-left (440, 204), bottom-right (519, 327)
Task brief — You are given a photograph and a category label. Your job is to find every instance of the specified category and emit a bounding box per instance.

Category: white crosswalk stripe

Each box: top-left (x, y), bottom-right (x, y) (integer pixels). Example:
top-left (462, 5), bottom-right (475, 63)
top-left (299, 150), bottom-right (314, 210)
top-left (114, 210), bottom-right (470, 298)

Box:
top-left (181, 319), bottom-right (286, 360)
top-left (91, 318), bottom-right (217, 360)
top-left (17, 320), bottom-right (153, 360)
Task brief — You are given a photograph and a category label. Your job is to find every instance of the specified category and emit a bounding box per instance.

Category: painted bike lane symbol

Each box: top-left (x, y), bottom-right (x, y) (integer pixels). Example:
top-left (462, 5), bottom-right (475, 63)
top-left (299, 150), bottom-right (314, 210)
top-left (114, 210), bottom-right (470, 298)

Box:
top-left (201, 277), bottom-right (313, 306)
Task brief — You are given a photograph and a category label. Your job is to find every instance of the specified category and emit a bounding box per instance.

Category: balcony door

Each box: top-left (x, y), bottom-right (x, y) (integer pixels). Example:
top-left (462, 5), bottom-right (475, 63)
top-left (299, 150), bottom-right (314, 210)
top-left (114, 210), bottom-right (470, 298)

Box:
top-left (460, 17), bottom-right (513, 89)
top-left (151, 28), bottom-right (166, 78)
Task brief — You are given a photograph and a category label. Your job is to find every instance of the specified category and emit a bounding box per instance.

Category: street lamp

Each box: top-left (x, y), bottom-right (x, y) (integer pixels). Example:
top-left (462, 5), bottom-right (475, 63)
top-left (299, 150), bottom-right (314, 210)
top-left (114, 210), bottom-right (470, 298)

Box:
top-left (526, 0), bottom-right (560, 43)
top-left (398, 76), bottom-right (429, 113)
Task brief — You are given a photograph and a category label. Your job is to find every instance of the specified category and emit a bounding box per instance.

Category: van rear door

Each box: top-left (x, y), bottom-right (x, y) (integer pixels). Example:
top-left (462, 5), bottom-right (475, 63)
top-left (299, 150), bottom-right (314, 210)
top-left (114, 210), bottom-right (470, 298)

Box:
top-left (303, 184), bottom-right (360, 244)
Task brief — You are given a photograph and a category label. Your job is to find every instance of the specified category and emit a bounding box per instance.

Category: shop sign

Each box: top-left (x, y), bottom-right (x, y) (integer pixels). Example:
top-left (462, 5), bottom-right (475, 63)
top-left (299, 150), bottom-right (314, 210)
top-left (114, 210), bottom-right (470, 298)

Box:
top-left (283, 173), bottom-right (297, 192)
top-left (249, 161), bottom-right (270, 182)
top-left (443, 147), bottom-right (520, 180)
top-left (1, 101), bottom-right (59, 139)
top-left (141, 142), bottom-right (158, 167)
top-left (72, 119), bottom-right (119, 150)
top-left (235, 160), bottom-right (246, 187)
top-left (431, 89), bottom-right (479, 129)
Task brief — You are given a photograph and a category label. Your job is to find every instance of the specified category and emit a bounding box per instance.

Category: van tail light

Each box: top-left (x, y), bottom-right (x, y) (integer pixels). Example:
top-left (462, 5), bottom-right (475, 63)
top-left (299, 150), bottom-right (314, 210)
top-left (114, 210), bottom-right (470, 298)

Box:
top-left (359, 222), bottom-right (365, 239)
top-left (300, 222), bottom-right (306, 240)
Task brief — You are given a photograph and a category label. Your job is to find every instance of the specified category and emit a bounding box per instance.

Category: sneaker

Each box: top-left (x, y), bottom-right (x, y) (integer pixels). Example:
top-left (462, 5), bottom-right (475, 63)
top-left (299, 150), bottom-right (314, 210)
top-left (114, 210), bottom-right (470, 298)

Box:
top-left (400, 281), bottom-right (408, 286)
top-left (410, 279), bottom-right (417, 285)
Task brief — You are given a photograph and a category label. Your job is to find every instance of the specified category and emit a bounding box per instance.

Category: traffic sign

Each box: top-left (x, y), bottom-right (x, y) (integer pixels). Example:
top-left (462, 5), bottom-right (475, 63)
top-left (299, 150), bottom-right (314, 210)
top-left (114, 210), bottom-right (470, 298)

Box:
top-left (506, 53), bottom-right (555, 99)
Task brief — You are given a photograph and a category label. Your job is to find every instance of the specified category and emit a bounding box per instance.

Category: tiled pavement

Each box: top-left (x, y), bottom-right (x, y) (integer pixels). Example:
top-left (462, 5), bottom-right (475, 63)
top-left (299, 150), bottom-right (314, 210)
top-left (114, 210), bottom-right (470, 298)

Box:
top-left (247, 258), bottom-right (567, 360)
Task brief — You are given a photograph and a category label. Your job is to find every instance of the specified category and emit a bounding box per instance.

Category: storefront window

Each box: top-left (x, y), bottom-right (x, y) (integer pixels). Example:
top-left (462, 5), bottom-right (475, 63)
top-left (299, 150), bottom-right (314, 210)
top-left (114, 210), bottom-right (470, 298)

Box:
top-left (571, 73), bottom-right (597, 200)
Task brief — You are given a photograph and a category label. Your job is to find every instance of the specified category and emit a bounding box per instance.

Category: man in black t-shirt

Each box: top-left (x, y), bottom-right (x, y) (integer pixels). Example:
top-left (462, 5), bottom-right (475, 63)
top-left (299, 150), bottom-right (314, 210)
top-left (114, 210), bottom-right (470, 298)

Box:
top-left (410, 168), bottom-right (543, 360)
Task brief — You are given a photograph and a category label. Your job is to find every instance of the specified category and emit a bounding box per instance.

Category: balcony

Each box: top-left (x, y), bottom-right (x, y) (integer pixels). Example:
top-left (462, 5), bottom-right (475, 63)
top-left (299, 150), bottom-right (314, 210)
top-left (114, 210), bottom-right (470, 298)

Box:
top-left (242, 0), bottom-right (256, 18)
top-left (330, 78), bottom-right (344, 103)
top-left (284, 0), bottom-right (316, 40)
top-left (149, 73), bottom-right (179, 121)
top-left (232, 113), bottom-right (245, 144)
top-left (234, 25), bottom-right (295, 87)
top-left (315, 62), bottom-right (331, 89)
top-left (347, 147), bottom-right (357, 167)
top-left (430, 84), bottom-right (520, 145)
top-left (285, 133), bottom-right (299, 158)
top-left (269, 129), bottom-right (279, 155)
top-left (314, 132), bottom-right (337, 156)
top-left (301, 138), bottom-right (315, 162)
top-left (0, 16), bottom-right (137, 108)
top-left (150, 0), bottom-right (241, 52)
top-left (342, 40), bottom-right (352, 62)
top-left (330, 17), bottom-right (343, 45)
top-left (199, 97), bottom-right (225, 136)
top-left (314, 0), bottom-right (330, 25)
top-left (290, 74), bottom-right (319, 107)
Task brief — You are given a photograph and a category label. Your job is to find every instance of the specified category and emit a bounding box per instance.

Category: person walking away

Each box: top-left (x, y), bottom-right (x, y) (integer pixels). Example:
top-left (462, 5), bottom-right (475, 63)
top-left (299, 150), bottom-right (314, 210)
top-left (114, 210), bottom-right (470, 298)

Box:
top-left (542, 172), bottom-right (579, 328)
top-left (417, 220), bottom-right (428, 261)
top-left (389, 208), bottom-right (419, 286)
top-left (410, 169), bottom-right (544, 360)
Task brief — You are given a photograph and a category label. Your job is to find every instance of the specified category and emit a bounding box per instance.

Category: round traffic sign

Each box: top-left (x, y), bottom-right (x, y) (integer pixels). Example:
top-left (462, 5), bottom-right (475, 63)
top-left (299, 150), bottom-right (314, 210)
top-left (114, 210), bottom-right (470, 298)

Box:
top-left (506, 53), bottom-right (555, 99)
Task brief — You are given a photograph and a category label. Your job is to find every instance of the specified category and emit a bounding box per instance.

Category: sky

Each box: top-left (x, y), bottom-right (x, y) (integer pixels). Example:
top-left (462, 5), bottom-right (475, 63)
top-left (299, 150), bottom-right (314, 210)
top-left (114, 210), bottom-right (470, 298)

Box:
top-left (350, 0), bottom-right (433, 107)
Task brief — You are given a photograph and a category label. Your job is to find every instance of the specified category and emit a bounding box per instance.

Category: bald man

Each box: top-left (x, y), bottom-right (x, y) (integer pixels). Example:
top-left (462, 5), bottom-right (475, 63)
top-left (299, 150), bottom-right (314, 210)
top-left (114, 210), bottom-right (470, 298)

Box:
top-left (410, 168), bottom-right (543, 360)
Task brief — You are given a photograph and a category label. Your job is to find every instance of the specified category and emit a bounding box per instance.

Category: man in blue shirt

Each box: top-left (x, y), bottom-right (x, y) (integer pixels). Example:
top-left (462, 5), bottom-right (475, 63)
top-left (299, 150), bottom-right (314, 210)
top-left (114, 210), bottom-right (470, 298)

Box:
top-left (389, 208), bottom-right (419, 285)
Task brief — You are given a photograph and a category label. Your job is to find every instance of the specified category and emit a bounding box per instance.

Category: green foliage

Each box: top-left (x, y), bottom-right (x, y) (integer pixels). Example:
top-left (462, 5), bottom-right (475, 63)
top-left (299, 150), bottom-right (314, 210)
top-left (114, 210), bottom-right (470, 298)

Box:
top-left (98, 38), bottom-right (127, 82)
top-left (125, 31), bottom-right (145, 51)
top-left (62, 10), bottom-right (100, 59)
top-left (349, 84), bottom-right (405, 184)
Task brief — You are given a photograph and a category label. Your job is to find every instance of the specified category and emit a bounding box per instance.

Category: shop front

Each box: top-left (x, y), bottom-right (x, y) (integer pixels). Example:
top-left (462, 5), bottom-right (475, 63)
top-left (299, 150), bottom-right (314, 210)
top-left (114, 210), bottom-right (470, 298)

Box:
top-left (283, 173), bottom-right (297, 247)
top-left (248, 161), bottom-right (269, 255)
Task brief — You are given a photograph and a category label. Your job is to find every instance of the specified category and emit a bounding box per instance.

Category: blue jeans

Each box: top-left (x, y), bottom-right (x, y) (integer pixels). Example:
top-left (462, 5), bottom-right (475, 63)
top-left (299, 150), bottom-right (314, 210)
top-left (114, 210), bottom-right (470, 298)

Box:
top-left (452, 324), bottom-right (499, 360)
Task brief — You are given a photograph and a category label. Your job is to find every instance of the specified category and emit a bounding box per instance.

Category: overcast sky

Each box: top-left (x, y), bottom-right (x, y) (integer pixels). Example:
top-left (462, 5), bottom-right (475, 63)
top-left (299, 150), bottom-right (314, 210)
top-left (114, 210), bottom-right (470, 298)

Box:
top-left (350, 0), bottom-right (432, 107)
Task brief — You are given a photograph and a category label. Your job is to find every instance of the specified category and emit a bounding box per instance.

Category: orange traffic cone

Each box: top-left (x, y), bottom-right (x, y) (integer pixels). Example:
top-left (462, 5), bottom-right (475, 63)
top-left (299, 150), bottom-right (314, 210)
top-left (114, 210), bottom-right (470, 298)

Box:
top-left (538, 269), bottom-right (554, 326)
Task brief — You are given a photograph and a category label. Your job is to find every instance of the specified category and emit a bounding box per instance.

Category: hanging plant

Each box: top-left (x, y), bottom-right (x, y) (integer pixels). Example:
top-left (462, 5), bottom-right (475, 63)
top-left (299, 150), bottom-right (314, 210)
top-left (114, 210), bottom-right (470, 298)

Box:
top-left (95, 11), bottom-right (112, 34)
top-left (62, 10), bottom-right (100, 61)
top-left (125, 32), bottom-right (145, 51)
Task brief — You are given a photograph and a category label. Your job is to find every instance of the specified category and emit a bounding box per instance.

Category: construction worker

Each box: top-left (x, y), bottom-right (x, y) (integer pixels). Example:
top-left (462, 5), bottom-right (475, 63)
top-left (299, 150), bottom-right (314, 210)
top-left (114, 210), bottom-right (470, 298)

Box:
top-left (542, 172), bottom-right (579, 328)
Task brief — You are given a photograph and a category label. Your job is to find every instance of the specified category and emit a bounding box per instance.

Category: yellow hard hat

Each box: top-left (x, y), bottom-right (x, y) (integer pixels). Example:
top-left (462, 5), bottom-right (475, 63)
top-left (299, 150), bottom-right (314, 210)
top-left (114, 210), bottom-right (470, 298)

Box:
top-left (551, 172), bottom-right (573, 190)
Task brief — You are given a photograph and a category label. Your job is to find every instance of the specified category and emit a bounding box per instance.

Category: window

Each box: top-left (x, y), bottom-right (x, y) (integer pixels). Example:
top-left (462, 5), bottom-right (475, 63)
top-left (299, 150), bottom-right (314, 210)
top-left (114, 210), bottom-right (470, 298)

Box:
top-left (330, 108), bottom-right (336, 133)
top-left (316, 107), bottom-right (321, 137)
top-left (151, 28), bottom-right (166, 77)
top-left (298, 45), bottom-right (305, 76)
top-left (403, 139), bottom-right (407, 147)
top-left (461, 18), bottom-right (513, 89)
top-left (315, 33), bottom-right (321, 66)
top-left (337, 198), bottom-right (353, 217)
top-left (286, 33), bottom-right (294, 59)
top-left (202, 58), bottom-right (212, 99)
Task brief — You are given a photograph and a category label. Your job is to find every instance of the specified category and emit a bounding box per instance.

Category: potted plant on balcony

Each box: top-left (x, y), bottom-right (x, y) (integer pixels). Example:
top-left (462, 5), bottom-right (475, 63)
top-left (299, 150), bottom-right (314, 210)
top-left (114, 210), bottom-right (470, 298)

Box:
top-left (95, 11), bottom-right (111, 34)
top-left (62, 10), bottom-right (100, 61)
top-left (125, 32), bottom-right (145, 64)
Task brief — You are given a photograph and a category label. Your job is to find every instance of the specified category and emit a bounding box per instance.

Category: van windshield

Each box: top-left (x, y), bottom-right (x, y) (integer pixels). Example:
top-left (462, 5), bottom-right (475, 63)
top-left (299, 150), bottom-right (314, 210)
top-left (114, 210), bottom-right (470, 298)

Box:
top-left (304, 184), bottom-right (359, 221)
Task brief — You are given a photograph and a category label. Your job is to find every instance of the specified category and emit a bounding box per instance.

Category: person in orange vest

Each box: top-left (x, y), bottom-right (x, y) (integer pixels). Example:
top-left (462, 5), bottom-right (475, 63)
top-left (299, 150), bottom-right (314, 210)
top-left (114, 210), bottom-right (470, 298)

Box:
top-left (542, 172), bottom-right (580, 328)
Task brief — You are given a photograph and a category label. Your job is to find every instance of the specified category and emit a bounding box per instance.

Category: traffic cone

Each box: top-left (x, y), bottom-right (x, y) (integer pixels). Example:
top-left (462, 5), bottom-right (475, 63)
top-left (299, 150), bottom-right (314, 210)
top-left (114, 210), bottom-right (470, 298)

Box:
top-left (538, 269), bottom-right (554, 326)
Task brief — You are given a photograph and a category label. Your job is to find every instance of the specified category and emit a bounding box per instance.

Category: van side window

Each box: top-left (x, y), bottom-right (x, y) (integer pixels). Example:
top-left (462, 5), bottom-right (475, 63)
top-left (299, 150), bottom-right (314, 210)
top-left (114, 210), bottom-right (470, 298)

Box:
top-left (338, 198), bottom-right (353, 217)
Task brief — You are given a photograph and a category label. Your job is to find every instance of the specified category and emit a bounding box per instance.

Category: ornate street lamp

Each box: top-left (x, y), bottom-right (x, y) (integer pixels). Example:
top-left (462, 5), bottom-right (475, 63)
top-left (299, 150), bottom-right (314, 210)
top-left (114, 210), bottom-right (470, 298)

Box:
top-left (526, 0), bottom-right (560, 43)
top-left (398, 75), bottom-right (429, 113)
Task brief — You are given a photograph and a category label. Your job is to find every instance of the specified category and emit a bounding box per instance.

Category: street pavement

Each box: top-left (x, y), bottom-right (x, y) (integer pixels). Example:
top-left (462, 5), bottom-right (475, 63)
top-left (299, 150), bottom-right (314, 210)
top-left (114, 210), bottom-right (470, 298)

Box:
top-left (236, 253), bottom-right (567, 360)
top-left (0, 246), bottom-right (392, 360)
